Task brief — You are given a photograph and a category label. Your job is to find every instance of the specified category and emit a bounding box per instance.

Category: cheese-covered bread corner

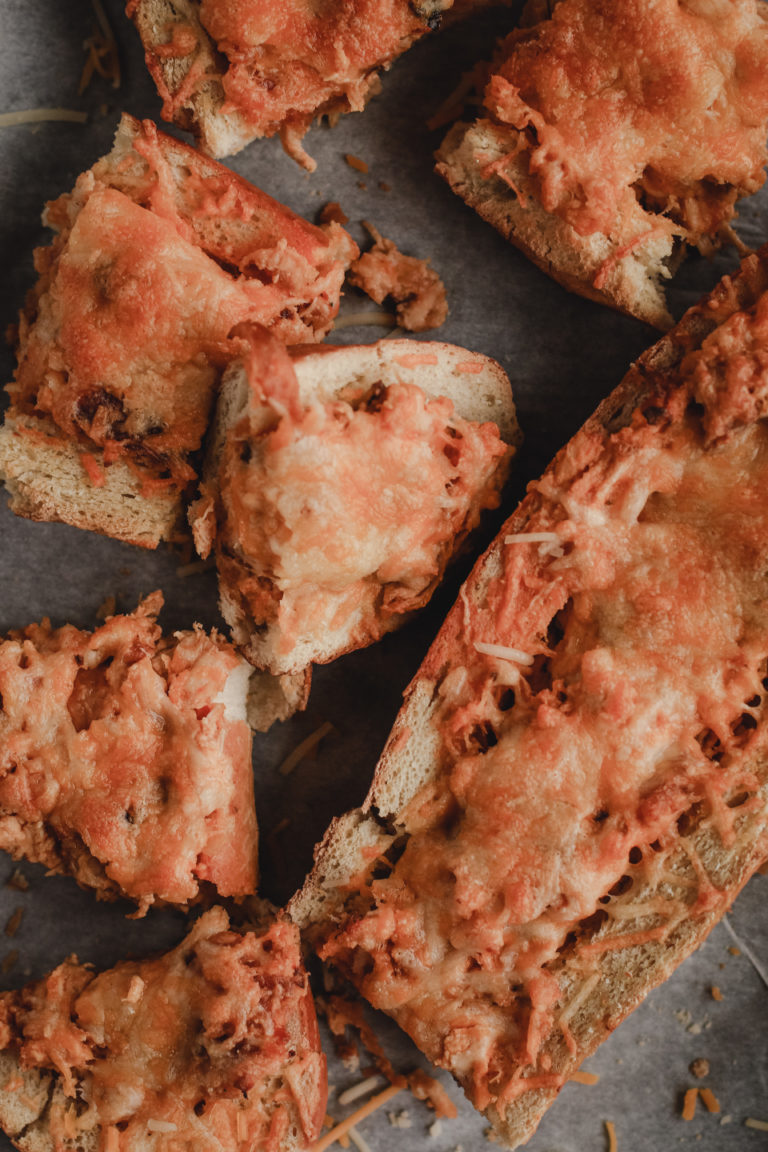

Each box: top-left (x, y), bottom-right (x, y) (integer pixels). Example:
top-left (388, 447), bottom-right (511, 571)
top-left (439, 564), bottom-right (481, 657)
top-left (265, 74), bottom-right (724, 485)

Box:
top-left (0, 906), bottom-right (326, 1152)
top-left (190, 327), bottom-right (520, 676)
top-left (437, 0), bottom-right (768, 327)
top-left (0, 113), bottom-right (356, 548)
top-left (292, 245), bottom-right (768, 1146)
top-left (0, 592), bottom-right (259, 914)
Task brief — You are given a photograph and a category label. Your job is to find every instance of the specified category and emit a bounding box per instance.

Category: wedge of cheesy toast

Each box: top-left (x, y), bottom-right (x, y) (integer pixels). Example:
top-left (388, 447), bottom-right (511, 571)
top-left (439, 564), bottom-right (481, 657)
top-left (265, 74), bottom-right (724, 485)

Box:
top-left (0, 907), bottom-right (326, 1152)
top-left (0, 593), bottom-right (259, 915)
top-left (190, 330), bottom-right (519, 676)
top-left (0, 114), bottom-right (356, 548)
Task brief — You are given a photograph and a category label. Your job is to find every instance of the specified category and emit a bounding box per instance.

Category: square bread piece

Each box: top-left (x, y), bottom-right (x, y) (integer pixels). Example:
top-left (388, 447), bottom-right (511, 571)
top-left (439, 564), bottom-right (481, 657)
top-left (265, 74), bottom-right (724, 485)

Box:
top-left (292, 246), bottom-right (768, 1147)
top-left (127, 0), bottom-right (489, 167)
top-left (0, 906), bottom-right (326, 1152)
top-left (190, 330), bottom-right (520, 676)
top-left (0, 592), bottom-right (259, 916)
top-left (0, 114), bottom-right (356, 548)
top-left (437, 0), bottom-right (768, 328)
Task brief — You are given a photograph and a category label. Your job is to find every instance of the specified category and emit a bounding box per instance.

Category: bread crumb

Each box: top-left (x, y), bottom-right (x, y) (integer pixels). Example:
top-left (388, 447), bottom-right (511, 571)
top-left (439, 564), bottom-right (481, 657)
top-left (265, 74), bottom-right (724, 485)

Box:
top-left (378, 181), bottom-right (391, 192)
top-left (483, 1127), bottom-right (499, 1143)
top-left (388, 1111), bottom-right (412, 1129)
top-left (1, 950), bottom-right (18, 974)
top-left (320, 202), bottom-right (349, 226)
top-left (689, 1059), bottom-right (709, 1079)
top-left (345, 154), bottom-right (369, 174)
top-left (349, 223), bottom-right (448, 332)
top-left (429, 1119), bottom-right (443, 1138)
top-left (709, 985), bottom-right (723, 1001)
top-left (6, 869), bottom-right (28, 892)
top-left (720, 1114), bottom-right (732, 1125)
top-left (4, 908), bottom-right (23, 938)
top-left (727, 946), bottom-right (741, 956)
top-left (357, 181), bottom-right (368, 191)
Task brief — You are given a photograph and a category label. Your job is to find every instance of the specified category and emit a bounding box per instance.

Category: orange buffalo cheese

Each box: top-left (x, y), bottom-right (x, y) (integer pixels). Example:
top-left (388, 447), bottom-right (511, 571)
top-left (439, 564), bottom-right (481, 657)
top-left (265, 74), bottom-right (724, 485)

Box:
top-left (211, 330), bottom-right (509, 666)
top-left (8, 115), bottom-right (356, 497)
top-left (482, 0), bottom-right (768, 247)
top-left (317, 259), bottom-right (768, 1112)
top-left (0, 908), bottom-right (326, 1150)
top-left (0, 594), bottom-right (257, 912)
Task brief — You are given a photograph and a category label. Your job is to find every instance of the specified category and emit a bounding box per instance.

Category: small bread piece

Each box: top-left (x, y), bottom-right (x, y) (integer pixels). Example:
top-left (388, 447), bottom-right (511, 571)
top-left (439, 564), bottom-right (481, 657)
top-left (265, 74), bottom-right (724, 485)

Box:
top-left (437, 0), bottom-right (768, 327)
top-left (127, 0), bottom-right (461, 167)
top-left (292, 247), bottom-right (768, 1147)
top-left (0, 906), bottom-right (326, 1152)
top-left (191, 329), bottom-right (519, 676)
top-left (349, 225), bottom-right (449, 332)
top-left (0, 114), bottom-right (356, 548)
top-left (0, 593), bottom-right (259, 915)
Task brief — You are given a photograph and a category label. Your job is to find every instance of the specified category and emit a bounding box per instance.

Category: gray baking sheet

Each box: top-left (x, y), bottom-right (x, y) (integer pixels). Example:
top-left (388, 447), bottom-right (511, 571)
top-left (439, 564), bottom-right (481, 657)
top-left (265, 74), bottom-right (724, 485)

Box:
top-left (0, 2), bottom-right (766, 1149)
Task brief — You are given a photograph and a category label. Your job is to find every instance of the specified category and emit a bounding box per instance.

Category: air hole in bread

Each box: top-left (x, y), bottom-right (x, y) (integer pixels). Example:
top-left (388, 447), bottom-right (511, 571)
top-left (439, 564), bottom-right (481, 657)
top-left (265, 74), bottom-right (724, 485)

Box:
top-left (676, 801), bottom-right (705, 837)
top-left (466, 721), bottom-right (498, 754)
top-left (194, 1099), bottom-right (206, 1116)
top-left (746, 694), bottom-right (761, 707)
top-left (492, 685), bottom-right (516, 712)
top-left (684, 399), bottom-right (707, 437)
top-left (592, 809), bottom-right (609, 824)
top-left (695, 727), bottom-right (723, 762)
top-left (726, 790), bottom-right (751, 809)
top-left (17, 652), bottom-right (31, 670)
top-left (526, 654), bottom-right (553, 695)
top-left (608, 874), bottom-right (634, 897)
top-left (628, 845), bottom-right (643, 864)
top-left (649, 838), bottom-right (662, 852)
top-left (731, 712), bottom-right (758, 741)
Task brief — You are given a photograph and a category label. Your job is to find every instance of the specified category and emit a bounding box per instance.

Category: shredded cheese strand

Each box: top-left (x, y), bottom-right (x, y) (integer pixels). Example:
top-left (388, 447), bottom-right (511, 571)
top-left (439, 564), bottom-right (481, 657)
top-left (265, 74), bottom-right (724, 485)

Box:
top-left (278, 721), bottom-right (335, 776)
top-left (474, 641), bottom-right (534, 666)
top-left (504, 532), bottom-right (562, 544)
top-left (682, 1088), bottom-right (698, 1121)
top-left (312, 1083), bottom-right (405, 1152)
top-left (570, 1069), bottom-right (600, 1086)
top-left (699, 1088), bottom-right (720, 1114)
top-left (722, 915), bottom-right (768, 990)
top-left (0, 109), bottom-right (88, 127)
top-left (605, 1119), bottom-right (618, 1152)
top-left (338, 1076), bottom-right (385, 1108)
top-left (745, 1118), bottom-right (768, 1131)
top-left (348, 1129), bottom-right (373, 1152)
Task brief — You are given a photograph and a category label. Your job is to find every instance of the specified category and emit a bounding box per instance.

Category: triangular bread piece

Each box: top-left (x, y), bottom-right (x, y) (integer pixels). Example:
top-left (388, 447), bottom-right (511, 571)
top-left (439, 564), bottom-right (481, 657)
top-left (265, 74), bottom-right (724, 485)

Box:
top-left (190, 330), bottom-right (520, 676)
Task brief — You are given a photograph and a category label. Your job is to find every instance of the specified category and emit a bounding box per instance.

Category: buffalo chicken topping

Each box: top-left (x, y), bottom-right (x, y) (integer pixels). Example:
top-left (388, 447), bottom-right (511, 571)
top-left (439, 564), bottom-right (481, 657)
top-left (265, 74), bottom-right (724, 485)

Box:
top-left (0, 593), bottom-right (257, 913)
top-left (483, 0), bottom-right (768, 247)
top-left (319, 264), bottom-right (768, 1109)
top-left (0, 908), bottom-right (326, 1151)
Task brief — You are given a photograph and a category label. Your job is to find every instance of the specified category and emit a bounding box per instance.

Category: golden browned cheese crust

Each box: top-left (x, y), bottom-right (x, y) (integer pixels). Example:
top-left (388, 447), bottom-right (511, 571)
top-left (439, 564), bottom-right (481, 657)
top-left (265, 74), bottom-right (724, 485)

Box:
top-left (126, 0), bottom-right (455, 165)
top-left (294, 248), bottom-right (768, 1146)
top-left (0, 114), bottom-right (356, 542)
top-left (0, 593), bottom-right (258, 914)
top-left (0, 908), bottom-right (326, 1152)
top-left (438, 0), bottom-right (768, 325)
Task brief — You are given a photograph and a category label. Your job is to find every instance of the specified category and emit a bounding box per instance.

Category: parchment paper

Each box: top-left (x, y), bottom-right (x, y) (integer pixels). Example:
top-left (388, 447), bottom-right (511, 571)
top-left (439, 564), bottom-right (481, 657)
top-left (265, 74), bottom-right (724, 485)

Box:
top-left (0, 2), bottom-right (766, 1149)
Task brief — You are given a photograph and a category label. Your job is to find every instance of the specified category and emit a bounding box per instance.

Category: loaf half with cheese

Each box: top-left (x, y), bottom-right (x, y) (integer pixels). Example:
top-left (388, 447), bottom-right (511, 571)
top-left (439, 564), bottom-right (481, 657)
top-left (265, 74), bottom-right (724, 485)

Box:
top-left (190, 330), bottom-right (520, 677)
top-left (291, 247), bottom-right (768, 1146)
top-left (126, 0), bottom-right (501, 168)
top-left (0, 593), bottom-right (261, 915)
top-left (0, 906), bottom-right (326, 1152)
top-left (0, 114), bottom-right (356, 548)
top-left (437, 0), bottom-right (768, 328)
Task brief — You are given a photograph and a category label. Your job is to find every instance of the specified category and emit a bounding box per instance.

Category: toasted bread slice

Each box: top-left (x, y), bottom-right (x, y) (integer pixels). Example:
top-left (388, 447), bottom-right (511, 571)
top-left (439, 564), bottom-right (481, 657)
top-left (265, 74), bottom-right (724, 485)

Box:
top-left (0, 114), bottom-right (356, 547)
top-left (291, 247), bottom-right (768, 1146)
top-left (0, 593), bottom-right (261, 914)
top-left (0, 907), bottom-right (326, 1152)
top-left (190, 330), bottom-right (519, 676)
top-left (127, 0), bottom-right (464, 167)
top-left (437, 0), bottom-right (768, 328)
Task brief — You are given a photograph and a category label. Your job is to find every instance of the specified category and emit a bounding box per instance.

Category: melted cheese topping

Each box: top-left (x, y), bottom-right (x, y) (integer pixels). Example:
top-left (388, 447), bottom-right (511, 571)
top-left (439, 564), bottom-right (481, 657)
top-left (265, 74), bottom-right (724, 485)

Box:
top-left (0, 597), bottom-right (257, 911)
top-left (0, 908), bottom-right (326, 1151)
top-left (484, 0), bottom-right (768, 243)
top-left (9, 118), bottom-right (353, 491)
top-left (319, 277), bottom-right (768, 1109)
top-left (193, 0), bottom-right (445, 138)
top-left (217, 338), bottom-right (509, 664)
